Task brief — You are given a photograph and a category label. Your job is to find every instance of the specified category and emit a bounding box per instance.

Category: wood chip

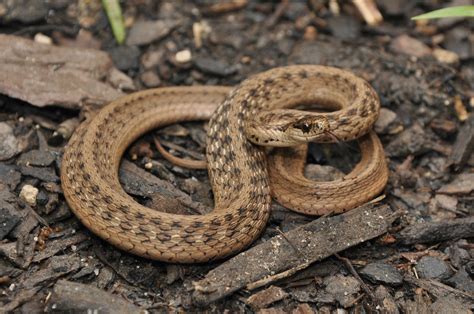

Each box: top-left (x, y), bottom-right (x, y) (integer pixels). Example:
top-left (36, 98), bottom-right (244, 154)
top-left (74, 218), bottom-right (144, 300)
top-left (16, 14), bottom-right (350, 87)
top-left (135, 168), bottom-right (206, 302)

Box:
top-left (192, 204), bottom-right (398, 305)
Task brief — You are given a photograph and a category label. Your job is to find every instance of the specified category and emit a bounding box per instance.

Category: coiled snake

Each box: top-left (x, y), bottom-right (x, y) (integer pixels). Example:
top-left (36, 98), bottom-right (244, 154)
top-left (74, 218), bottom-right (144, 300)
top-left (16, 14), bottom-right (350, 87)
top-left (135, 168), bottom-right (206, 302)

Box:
top-left (61, 65), bottom-right (388, 263)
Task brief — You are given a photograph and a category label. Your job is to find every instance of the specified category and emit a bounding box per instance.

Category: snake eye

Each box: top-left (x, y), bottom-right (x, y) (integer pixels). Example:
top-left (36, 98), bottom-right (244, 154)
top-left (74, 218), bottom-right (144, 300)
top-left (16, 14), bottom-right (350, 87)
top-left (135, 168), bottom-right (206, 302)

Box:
top-left (294, 122), bottom-right (312, 133)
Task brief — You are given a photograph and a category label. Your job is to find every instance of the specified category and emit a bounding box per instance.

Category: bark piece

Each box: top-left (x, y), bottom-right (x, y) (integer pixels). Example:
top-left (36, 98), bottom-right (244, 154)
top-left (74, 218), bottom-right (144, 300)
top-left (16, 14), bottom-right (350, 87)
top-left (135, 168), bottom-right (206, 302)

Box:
top-left (49, 280), bottom-right (144, 313)
top-left (397, 217), bottom-right (474, 245)
top-left (192, 204), bottom-right (397, 305)
top-left (0, 34), bottom-right (123, 108)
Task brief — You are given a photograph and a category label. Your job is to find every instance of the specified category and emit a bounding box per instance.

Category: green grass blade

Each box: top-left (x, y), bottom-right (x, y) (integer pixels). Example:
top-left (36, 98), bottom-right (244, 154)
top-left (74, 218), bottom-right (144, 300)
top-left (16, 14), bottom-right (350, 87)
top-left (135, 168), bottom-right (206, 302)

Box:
top-left (102, 0), bottom-right (126, 44)
top-left (412, 5), bottom-right (474, 20)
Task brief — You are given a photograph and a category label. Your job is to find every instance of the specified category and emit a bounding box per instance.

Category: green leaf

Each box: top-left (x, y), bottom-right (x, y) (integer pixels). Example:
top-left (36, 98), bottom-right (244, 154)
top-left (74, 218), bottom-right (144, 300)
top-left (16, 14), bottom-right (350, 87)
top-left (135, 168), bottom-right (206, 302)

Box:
top-left (102, 0), bottom-right (126, 44)
top-left (412, 5), bottom-right (474, 20)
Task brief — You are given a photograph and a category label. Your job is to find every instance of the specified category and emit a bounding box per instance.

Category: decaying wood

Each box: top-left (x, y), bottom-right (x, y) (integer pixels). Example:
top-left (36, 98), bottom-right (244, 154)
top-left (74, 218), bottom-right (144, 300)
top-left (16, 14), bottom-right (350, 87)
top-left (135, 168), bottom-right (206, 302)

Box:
top-left (448, 114), bottom-right (474, 171)
top-left (48, 280), bottom-right (144, 313)
top-left (397, 217), bottom-right (474, 245)
top-left (192, 204), bottom-right (398, 305)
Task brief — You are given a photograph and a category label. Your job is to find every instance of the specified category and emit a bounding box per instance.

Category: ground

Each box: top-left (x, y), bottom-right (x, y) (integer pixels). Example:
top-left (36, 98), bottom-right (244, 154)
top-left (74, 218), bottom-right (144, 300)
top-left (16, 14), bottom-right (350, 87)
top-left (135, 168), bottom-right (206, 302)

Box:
top-left (0, 0), bottom-right (473, 313)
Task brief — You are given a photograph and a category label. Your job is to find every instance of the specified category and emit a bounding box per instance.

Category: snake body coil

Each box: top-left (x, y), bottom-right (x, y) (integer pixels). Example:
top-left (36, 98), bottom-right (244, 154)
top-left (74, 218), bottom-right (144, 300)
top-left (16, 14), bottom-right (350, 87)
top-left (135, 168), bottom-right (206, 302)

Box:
top-left (61, 65), bottom-right (387, 263)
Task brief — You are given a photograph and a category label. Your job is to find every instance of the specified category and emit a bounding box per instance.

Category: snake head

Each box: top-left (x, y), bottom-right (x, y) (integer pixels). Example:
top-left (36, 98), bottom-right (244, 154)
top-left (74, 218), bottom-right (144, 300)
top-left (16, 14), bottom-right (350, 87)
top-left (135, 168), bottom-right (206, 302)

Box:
top-left (287, 116), bottom-right (331, 142)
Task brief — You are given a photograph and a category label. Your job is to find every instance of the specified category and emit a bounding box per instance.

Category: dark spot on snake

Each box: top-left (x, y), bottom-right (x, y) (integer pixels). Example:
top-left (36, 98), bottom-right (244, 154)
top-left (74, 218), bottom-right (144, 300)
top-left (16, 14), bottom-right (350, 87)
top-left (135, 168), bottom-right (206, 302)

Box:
top-left (157, 233), bottom-right (171, 242)
top-left (134, 211), bottom-right (145, 220)
top-left (360, 108), bottom-right (369, 117)
top-left (224, 213), bottom-right (233, 221)
top-left (249, 88), bottom-right (257, 96)
top-left (120, 221), bottom-right (133, 230)
top-left (91, 184), bottom-right (99, 193)
top-left (101, 211), bottom-right (113, 220)
top-left (102, 195), bottom-right (112, 204)
top-left (347, 108), bottom-right (357, 116)
top-left (264, 78), bottom-right (274, 85)
top-left (192, 221), bottom-right (203, 228)
top-left (118, 204), bottom-right (129, 213)
top-left (171, 221), bottom-right (181, 228)
top-left (210, 218), bottom-right (221, 226)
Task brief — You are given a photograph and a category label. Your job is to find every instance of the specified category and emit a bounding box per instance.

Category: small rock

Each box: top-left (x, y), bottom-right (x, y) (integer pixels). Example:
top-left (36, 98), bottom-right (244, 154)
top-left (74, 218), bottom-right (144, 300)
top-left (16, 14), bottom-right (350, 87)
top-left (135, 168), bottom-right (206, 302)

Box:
top-left (434, 194), bottom-right (458, 211)
top-left (415, 256), bottom-right (453, 280)
top-left (108, 45), bottom-right (141, 71)
top-left (444, 26), bottom-right (472, 60)
top-left (108, 68), bottom-right (136, 91)
top-left (438, 173), bottom-right (474, 195)
top-left (34, 32), bottom-right (52, 45)
top-left (445, 240), bottom-right (471, 269)
top-left (390, 35), bottom-right (431, 58)
top-left (194, 57), bottom-right (237, 77)
top-left (126, 20), bottom-right (178, 46)
top-left (140, 70), bottom-right (161, 88)
top-left (175, 49), bottom-right (192, 64)
top-left (324, 275), bottom-right (360, 308)
top-left (19, 184), bottom-right (38, 207)
top-left (0, 163), bottom-right (21, 190)
top-left (375, 108), bottom-right (398, 134)
top-left (17, 149), bottom-right (55, 167)
top-left (36, 189), bottom-right (49, 206)
top-left (246, 285), bottom-right (288, 310)
top-left (141, 49), bottom-right (165, 69)
top-left (0, 187), bottom-right (22, 240)
top-left (327, 15), bottom-right (361, 40)
top-left (360, 262), bottom-right (403, 286)
top-left (19, 165), bottom-right (59, 182)
top-left (385, 124), bottom-right (430, 157)
top-left (0, 123), bottom-right (20, 161)
top-left (432, 48), bottom-right (460, 65)
top-left (446, 267), bottom-right (474, 292)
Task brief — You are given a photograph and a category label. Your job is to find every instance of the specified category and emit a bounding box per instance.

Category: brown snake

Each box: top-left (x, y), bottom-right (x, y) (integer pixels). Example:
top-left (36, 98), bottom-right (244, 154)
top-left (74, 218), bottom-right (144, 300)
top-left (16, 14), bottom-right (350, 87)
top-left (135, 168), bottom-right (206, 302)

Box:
top-left (61, 65), bottom-right (388, 263)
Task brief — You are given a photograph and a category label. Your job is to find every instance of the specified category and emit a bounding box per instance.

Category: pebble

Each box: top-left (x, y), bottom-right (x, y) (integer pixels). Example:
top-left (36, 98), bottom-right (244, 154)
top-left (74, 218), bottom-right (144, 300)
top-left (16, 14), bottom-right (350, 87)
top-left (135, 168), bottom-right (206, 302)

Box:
top-left (432, 48), bottom-right (459, 65)
top-left (446, 267), bottom-right (474, 292)
top-left (385, 124), bottom-right (429, 157)
top-left (445, 240), bottom-right (471, 269)
top-left (126, 20), bottom-right (178, 46)
top-left (16, 149), bottom-right (55, 167)
top-left (141, 49), bottom-right (165, 69)
top-left (360, 262), bottom-right (403, 286)
top-left (375, 108), bottom-right (398, 134)
top-left (140, 70), bottom-right (161, 88)
top-left (194, 57), bottom-right (237, 77)
top-left (19, 184), bottom-right (39, 207)
top-left (327, 15), bottom-right (361, 40)
top-left (175, 49), bottom-right (192, 64)
top-left (0, 187), bottom-right (22, 240)
top-left (108, 45), bottom-right (141, 71)
top-left (415, 256), bottom-right (453, 280)
top-left (0, 122), bottom-right (20, 161)
top-left (0, 163), bottom-right (21, 190)
top-left (19, 165), bottom-right (59, 182)
top-left (33, 33), bottom-right (52, 45)
top-left (390, 35), bottom-right (431, 58)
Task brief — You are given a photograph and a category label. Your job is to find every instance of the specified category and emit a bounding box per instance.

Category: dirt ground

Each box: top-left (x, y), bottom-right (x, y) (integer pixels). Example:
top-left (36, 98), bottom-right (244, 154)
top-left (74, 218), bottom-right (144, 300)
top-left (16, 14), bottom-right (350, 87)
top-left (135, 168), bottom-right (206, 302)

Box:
top-left (0, 0), bottom-right (473, 313)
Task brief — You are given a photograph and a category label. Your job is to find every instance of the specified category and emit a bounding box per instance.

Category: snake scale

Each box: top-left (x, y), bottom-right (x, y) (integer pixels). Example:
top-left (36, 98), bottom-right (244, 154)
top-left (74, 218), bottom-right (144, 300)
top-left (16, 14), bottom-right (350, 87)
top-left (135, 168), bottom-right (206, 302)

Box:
top-left (61, 65), bottom-right (388, 263)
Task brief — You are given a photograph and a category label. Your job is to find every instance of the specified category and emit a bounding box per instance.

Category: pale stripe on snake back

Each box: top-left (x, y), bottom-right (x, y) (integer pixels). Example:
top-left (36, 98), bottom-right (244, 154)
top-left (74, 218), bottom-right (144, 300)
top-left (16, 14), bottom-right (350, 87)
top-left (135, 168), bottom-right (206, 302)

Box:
top-left (61, 65), bottom-right (388, 263)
